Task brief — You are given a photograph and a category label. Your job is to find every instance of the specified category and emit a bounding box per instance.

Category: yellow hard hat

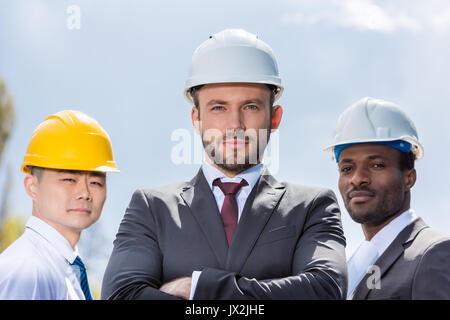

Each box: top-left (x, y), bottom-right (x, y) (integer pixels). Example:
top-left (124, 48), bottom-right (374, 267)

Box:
top-left (21, 110), bottom-right (119, 174)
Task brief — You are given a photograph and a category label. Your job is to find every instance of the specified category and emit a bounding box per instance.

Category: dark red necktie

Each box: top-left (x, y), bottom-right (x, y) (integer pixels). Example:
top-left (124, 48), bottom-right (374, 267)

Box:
top-left (213, 178), bottom-right (248, 246)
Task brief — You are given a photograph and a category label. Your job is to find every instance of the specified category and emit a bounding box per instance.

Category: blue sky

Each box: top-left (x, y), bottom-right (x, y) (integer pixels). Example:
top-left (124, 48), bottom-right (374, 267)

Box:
top-left (1, 0), bottom-right (450, 291)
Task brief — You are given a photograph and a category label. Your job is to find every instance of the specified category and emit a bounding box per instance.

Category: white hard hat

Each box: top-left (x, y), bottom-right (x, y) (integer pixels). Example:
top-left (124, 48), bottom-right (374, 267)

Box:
top-left (184, 29), bottom-right (283, 105)
top-left (324, 97), bottom-right (424, 161)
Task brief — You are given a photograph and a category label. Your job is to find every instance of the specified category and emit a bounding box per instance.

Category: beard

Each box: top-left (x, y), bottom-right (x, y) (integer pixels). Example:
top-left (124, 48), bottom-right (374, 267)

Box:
top-left (344, 183), bottom-right (405, 226)
top-left (202, 127), bottom-right (271, 174)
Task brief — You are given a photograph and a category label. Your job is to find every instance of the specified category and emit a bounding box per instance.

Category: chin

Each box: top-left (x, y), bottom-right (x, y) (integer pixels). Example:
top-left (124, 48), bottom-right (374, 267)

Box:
top-left (348, 208), bottom-right (377, 225)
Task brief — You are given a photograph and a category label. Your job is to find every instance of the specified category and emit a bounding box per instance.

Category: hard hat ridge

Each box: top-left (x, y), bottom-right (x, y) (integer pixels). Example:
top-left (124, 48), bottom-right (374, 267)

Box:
top-left (21, 110), bottom-right (119, 174)
top-left (184, 28), bottom-right (283, 104)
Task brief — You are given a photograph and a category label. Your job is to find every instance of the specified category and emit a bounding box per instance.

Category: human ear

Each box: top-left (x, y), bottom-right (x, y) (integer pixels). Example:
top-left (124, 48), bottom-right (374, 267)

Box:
top-left (270, 105), bottom-right (283, 132)
top-left (24, 174), bottom-right (39, 200)
top-left (191, 107), bottom-right (201, 135)
top-left (404, 168), bottom-right (416, 191)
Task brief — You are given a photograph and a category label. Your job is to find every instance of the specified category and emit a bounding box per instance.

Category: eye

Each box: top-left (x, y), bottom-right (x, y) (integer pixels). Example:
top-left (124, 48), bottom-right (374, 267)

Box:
top-left (62, 178), bottom-right (76, 182)
top-left (244, 105), bottom-right (259, 110)
top-left (340, 166), bottom-right (352, 173)
top-left (372, 163), bottom-right (385, 169)
top-left (90, 181), bottom-right (104, 187)
top-left (211, 106), bottom-right (225, 111)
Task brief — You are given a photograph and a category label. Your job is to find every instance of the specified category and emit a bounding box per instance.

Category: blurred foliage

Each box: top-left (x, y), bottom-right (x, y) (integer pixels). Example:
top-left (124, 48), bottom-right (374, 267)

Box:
top-left (0, 78), bottom-right (17, 253)
top-left (0, 78), bottom-right (15, 164)
top-left (0, 214), bottom-right (26, 253)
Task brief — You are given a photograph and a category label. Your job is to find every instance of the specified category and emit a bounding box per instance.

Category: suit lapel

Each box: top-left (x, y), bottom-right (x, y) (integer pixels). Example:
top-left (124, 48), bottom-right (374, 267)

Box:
top-left (180, 169), bottom-right (229, 268)
top-left (353, 239), bottom-right (404, 299)
top-left (226, 169), bottom-right (286, 273)
top-left (353, 218), bottom-right (429, 299)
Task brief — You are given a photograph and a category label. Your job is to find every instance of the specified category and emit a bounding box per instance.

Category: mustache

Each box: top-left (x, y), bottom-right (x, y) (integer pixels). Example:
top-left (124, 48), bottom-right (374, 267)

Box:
top-left (347, 186), bottom-right (376, 199)
top-left (208, 129), bottom-right (258, 144)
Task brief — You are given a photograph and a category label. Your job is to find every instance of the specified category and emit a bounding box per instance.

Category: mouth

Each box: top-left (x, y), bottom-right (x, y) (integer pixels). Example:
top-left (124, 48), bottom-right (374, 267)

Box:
top-left (348, 190), bottom-right (375, 204)
top-left (223, 139), bottom-right (248, 149)
top-left (68, 208), bottom-right (92, 214)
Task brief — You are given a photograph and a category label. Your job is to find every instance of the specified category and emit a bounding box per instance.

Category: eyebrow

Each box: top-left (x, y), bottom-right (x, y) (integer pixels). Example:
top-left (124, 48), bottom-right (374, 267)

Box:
top-left (242, 98), bottom-right (265, 105)
top-left (339, 154), bottom-right (386, 164)
top-left (205, 98), bottom-right (266, 107)
top-left (56, 170), bottom-right (106, 178)
top-left (206, 99), bottom-right (228, 107)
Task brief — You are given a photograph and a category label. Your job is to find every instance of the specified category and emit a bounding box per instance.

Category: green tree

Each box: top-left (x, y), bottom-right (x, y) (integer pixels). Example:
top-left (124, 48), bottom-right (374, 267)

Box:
top-left (0, 78), bottom-right (19, 253)
top-left (0, 78), bottom-right (15, 164)
top-left (0, 214), bottom-right (25, 252)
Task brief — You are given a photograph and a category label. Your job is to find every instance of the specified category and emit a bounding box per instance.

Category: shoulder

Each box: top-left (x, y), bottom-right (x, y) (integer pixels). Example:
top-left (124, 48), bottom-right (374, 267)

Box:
top-left (267, 177), bottom-right (340, 223)
top-left (129, 181), bottom-right (191, 206)
top-left (406, 223), bottom-right (450, 272)
top-left (409, 225), bottom-right (450, 298)
top-left (277, 180), bottom-right (338, 206)
top-left (0, 236), bottom-right (58, 299)
top-left (140, 181), bottom-right (191, 199)
top-left (409, 223), bottom-right (450, 255)
top-left (418, 228), bottom-right (450, 258)
top-left (129, 170), bottom-right (204, 205)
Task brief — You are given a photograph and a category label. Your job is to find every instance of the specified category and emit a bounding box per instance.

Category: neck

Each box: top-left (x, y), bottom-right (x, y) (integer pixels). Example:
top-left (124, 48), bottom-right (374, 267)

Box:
top-left (204, 154), bottom-right (259, 178)
top-left (32, 209), bottom-right (80, 250)
top-left (362, 199), bottom-right (411, 241)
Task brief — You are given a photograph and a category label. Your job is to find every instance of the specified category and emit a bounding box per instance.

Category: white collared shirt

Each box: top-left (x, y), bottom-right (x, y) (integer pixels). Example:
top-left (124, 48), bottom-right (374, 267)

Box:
top-left (0, 216), bottom-right (87, 300)
top-left (370, 209), bottom-right (417, 257)
top-left (189, 162), bottom-right (264, 299)
top-left (346, 209), bottom-right (418, 299)
top-left (201, 161), bottom-right (264, 220)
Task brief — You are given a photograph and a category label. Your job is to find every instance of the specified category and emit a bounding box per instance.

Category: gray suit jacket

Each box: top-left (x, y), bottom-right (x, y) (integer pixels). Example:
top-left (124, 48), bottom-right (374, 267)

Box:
top-left (352, 217), bottom-right (450, 300)
top-left (101, 169), bottom-right (347, 300)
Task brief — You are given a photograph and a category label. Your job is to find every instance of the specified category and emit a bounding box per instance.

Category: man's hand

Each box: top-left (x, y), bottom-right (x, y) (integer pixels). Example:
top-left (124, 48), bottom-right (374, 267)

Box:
top-left (160, 277), bottom-right (192, 299)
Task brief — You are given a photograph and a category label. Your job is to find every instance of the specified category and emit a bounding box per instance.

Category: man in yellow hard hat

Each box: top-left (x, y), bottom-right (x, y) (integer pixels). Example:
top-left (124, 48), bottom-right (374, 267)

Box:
top-left (0, 110), bottom-right (119, 300)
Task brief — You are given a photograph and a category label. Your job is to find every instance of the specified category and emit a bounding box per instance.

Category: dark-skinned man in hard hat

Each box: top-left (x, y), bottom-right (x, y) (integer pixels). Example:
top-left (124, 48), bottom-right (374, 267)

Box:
top-left (102, 29), bottom-right (347, 300)
top-left (0, 110), bottom-right (119, 300)
top-left (325, 97), bottom-right (450, 299)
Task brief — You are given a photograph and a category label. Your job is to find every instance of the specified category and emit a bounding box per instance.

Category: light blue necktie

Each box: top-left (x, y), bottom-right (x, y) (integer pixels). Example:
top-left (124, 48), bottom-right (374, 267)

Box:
top-left (71, 256), bottom-right (93, 300)
top-left (346, 241), bottom-right (380, 299)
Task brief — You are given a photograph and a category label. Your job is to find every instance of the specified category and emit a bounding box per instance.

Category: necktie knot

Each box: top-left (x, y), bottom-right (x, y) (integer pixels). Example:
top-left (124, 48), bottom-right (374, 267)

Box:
top-left (71, 256), bottom-right (93, 300)
top-left (213, 178), bottom-right (248, 195)
top-left (71, 256), bottom-right (86, 270)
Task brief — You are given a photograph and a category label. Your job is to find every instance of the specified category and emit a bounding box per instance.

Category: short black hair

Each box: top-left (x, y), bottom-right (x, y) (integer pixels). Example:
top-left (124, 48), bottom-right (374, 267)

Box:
top-left (399, 151), bottom-right (415, 171)
top-left (29, 166), bottom-right (44, 181)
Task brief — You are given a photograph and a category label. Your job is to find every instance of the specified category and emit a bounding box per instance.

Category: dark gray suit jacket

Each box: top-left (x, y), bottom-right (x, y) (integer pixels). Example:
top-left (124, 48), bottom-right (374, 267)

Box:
top-left (352, 218), bottom-right (450, 300)
top-left (101, 169), bottom-right (347, 300)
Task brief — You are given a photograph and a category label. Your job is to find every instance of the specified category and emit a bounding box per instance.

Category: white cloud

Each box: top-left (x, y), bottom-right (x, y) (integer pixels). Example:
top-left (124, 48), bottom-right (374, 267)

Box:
top-left (343, 0), bottom-right (394, 32)
top-left (282, 0), bottom-right (450, 33)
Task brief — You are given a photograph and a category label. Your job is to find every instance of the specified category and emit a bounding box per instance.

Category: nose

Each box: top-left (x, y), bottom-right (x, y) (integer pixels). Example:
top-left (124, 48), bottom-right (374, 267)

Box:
top-left (350, 166), bottom-right (370, 187)
top-left (76, 175), bottom-right (92, 201)
top-left (227, 108), bottom-right (245, 131)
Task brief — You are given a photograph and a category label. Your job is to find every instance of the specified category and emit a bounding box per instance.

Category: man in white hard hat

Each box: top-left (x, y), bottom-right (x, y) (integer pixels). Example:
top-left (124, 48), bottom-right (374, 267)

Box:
top-left (102, 29), bottom-right (347, 300)
top-left (326, 97), bottom-right (450, 299)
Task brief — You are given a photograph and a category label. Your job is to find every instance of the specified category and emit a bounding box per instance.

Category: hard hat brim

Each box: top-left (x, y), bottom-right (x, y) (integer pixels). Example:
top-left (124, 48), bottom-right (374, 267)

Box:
top-left (184, 82), bottom-right (284, 105)
top-left (324, 137), bottom-right (424, 162)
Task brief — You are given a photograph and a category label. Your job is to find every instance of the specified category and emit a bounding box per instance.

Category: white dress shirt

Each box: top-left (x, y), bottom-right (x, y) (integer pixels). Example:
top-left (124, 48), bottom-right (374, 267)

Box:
top-left (189, 162), bottom-right (264, 299)
top-left (201, 161), bottom-right (264, 221)
top-left (346, 209), bottom-right (417, 299)
top-left (0, 216), bottom-right (87, 300)
top-left (370, 209), bottom-right (417, 256)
